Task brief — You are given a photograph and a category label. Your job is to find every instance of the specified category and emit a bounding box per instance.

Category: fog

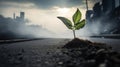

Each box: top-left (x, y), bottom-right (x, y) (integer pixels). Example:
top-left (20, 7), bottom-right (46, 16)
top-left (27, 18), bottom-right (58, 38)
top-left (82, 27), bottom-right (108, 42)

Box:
top-left (0, 12), bottom-right (118, 39)
top-left (0, 0), bottom-right (97, 39)
top-left (0, 0), bottom-right (119, 39)
top-left (0, 15), bottom-right (55, 39)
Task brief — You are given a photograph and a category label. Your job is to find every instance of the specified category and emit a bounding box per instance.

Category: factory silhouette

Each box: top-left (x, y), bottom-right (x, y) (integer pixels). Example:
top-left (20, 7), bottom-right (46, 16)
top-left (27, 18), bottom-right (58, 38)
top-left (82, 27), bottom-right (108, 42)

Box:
top-left (0, 11), bottom-right (49, 40)
top-left (13, 12), bottom-right (25, 22)
top-left (86, 0), bottom-right (120, 34)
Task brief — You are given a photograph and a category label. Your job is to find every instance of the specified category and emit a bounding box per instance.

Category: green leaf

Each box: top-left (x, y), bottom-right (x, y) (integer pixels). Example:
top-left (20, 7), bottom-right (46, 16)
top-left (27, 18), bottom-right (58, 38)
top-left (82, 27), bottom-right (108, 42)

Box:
top-left (75, 19), bottom-right (85, 30)
top-left (72, 8), bottom-right (82, 25)
top-left (57, 17), bottom-right (73, 29)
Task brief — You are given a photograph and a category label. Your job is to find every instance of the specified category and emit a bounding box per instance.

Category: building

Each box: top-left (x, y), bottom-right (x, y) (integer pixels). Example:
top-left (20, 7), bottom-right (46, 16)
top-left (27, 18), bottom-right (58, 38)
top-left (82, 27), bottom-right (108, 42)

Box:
top-left (85, 0), bottom-right (120, 34)
top-left (102, 0), bottom-right (115, 13)
top-left (13, 12), bottom-right (25, 22)
top-left (115, 0), bottom-right (120, 7)
top-left (13, 13), bottom-right (15, 20)
top-left (20, 12), bottom-right (25, 20)
top-left (93, 2), bottom-right (102, 18)
top-left (86, 10), bottom-right (93, 22)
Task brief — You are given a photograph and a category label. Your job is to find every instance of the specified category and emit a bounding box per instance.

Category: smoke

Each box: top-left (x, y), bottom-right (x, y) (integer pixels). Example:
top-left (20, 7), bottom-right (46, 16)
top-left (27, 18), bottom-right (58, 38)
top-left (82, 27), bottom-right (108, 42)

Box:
top-left (0, 15), bottom-right (55, 39)
top-left (76, 15), bottom-right (118, 37)
top-left (0, 9), bottom-right (119, 39)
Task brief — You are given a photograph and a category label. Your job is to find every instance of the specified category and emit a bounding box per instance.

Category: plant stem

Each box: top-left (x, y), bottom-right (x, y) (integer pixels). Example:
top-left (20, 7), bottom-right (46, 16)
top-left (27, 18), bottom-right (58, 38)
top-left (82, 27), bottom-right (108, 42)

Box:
top-left (73, 30), bottom-right (76, 38)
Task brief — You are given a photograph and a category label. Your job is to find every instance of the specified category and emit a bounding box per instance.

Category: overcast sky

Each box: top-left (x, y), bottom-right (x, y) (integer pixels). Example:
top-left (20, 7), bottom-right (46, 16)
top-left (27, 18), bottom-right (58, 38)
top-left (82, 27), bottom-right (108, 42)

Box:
top-left (0, 0), bottom-right (97, 8)
top-left (0, 0), bottom-right (100, 37)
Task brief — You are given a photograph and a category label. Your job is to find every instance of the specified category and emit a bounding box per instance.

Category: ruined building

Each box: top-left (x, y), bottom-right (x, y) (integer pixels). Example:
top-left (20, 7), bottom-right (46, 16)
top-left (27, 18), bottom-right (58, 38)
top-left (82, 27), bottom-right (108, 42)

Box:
top-left (86, 0), bottom-right (120, 34)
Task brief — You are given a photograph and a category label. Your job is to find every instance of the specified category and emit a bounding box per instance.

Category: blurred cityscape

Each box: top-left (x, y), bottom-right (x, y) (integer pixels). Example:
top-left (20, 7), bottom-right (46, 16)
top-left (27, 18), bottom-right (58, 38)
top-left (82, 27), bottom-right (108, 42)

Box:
top-left (0, 12), bottom-right (50, 40)
top-left (13, 12), bottom-right (25, 22)
top-left (86, 0), bottom-right (120, 34)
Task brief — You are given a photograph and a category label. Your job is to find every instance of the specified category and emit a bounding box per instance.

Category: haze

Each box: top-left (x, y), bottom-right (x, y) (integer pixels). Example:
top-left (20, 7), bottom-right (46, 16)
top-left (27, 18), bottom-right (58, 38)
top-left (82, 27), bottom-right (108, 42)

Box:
top-left (0, 0), bottom-right (100, 38)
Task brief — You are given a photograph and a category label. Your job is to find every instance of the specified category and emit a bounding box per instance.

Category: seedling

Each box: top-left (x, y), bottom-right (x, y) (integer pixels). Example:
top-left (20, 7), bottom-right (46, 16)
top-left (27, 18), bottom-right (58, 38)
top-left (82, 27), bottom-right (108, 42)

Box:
top-left (57, 8), bottom-right (86, 38)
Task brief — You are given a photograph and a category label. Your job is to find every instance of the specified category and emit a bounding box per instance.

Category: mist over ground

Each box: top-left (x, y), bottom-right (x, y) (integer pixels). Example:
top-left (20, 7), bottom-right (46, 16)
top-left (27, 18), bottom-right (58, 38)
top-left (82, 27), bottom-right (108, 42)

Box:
top-left (0, 0), bottom-right (120, 39)
top-left (0, 15), bottom-right (57, 39)
top-left (0, 6), bottom-right (120, 39)
top-left (0, 15), bottom-right (103, 39)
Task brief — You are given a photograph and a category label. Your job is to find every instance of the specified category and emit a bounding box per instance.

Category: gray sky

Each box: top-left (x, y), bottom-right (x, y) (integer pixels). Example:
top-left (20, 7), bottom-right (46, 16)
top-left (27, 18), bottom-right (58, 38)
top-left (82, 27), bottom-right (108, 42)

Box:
top-left (0, 0), bottom-right (99, 9)
top-left (0, 0), bottom-right (86, 9)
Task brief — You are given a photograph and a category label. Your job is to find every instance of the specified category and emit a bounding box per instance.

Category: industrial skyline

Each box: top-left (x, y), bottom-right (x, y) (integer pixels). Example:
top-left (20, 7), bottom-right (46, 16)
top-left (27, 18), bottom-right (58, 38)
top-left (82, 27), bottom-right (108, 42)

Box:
top-left (86, 0), bottom-right (120, 34)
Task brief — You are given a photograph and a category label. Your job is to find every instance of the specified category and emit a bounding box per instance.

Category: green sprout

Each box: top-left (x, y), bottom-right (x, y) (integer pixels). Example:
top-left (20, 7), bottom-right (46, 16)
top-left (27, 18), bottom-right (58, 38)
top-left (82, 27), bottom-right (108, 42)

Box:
top-left (57, 8), bottom-right (86, 38)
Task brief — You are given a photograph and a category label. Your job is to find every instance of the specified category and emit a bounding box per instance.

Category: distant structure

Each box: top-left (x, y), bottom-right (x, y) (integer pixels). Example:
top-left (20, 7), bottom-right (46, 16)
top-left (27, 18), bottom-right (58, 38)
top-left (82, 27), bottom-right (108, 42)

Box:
top-left (85, 0), bottom-right (94, 25)
top-left (86, 0), bottom-right (120, 34)
top-left (115, 0), bottom-right (120, 7)
top-left (102, 0), bottom-right (115, 13)
top-left (86, 0), bottom-right (88, 10)
top-left (86, 10), bottom-right (93, 22)
top-left (86, 0), bottom-right (120, 21)
top-left (13, 13), bottom-right (15, 20)
top-left (20, 12), bottom-right (25, 20)
top-left (93, 2), bottom-right (102, 19)
top-left (13, 12), bottom-right (25, 22)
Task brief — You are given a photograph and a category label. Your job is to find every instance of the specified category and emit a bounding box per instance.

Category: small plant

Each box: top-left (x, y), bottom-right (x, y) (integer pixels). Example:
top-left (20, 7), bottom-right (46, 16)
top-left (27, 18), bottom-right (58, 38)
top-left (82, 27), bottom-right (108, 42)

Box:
top-left (57, 8), bottom-right (86, 38)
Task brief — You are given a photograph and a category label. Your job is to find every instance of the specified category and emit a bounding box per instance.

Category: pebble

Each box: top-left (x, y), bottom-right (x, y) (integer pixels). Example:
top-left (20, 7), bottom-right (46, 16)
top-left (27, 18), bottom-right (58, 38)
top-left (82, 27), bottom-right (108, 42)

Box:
top-left (58, 61), bottom-right (63, 65)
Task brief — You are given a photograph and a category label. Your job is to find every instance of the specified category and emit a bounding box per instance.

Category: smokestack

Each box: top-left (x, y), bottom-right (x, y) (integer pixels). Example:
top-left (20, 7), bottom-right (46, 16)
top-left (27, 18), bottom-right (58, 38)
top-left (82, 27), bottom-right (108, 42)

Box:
top-left (20, 12), bottom-right (25, 20)
top-left (102, 0), bottom-right (115, 13)
top-left (13, 13), bottom-right (15, 20)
